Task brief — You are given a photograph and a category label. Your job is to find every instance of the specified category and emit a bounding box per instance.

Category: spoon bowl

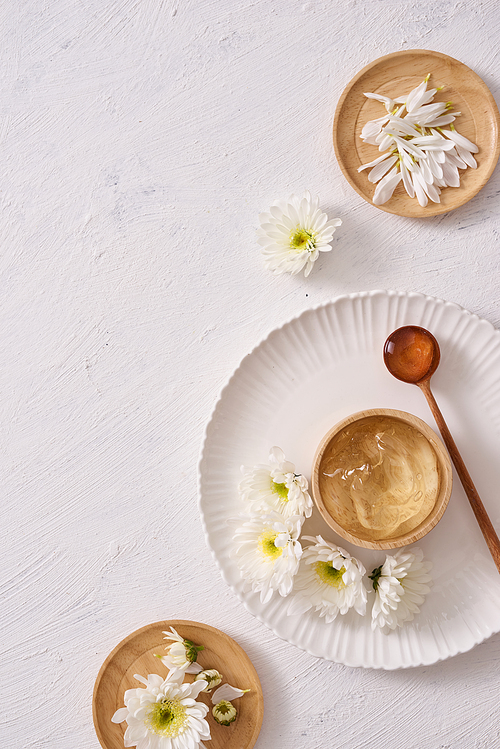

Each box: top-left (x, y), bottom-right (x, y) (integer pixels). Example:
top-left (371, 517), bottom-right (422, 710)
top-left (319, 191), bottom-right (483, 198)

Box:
top-left (383, 325), bottom-right (440, 384)
top-left (384, 325), bottom-right (500, 573)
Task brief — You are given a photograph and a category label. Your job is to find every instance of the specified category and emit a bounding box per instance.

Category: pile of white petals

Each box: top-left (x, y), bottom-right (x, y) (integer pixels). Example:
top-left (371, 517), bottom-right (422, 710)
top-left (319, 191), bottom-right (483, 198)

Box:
top-left (359, 75), bottom-right (478, 206)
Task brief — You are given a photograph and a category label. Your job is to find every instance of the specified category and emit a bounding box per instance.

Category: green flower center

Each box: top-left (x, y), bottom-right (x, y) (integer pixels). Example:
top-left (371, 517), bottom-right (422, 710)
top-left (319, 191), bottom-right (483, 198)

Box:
top-left (272, 480), bottom-right (289, 500)
top-left (215, 700), bottom-right (233, 716)
top-left (290, 227), bottom-right (315, 251)
top-left (258, 530), bottom-right (283, 560)
top-left (146, 698), bottom-right (187, 737)
top-left (315, 561), bottom-right (346, 588)
top-left (369, 565), bottom-right (383, 591)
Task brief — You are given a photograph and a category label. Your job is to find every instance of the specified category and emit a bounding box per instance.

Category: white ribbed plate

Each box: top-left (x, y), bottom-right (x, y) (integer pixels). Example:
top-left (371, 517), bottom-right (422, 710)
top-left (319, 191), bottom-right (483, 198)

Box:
top-left (198, 291), bottom-right (500, 669)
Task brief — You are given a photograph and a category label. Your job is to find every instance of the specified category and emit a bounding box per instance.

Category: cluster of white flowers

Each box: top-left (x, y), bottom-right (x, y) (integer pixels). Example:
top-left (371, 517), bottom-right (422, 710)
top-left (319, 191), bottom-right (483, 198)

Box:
top-left (231, 447), bottom-right (313, 604)
top-left (258, 191), bottom-right (342, 277)
top-left (112, 629), bottom-right (250, 748)
top-left (359, 74), bottom-right (478, 206)
top-left (287, 538), bottom-right (432, 630)
top-left (233, 448), bottom-right (433, 629)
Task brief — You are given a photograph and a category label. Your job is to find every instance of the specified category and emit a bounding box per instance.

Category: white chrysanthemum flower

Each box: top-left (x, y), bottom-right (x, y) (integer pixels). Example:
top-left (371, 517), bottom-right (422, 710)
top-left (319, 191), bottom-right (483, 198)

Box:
top-left (159, 627), bottom-right (203, 674)
top-left (111, 670), bottom-right (210, 749)
top-left (258, 191), bottom-right (342, 277)
top-left (370, 547), bottom-right (432, 631)
top-left (287, 535), bottom-right (367, 623)
top-left (231, 512), bottom-right (303, 604)
top-left (239, 446), bottom-right (313, 519)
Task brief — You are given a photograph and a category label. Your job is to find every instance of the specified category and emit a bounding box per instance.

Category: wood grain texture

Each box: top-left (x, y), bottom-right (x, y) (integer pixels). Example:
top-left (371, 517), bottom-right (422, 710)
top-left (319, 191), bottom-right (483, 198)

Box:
top-left (333, 49), bottom-right (500, 217)
top-left (93, 621), bottom-right (263, 749)
top-left (419, 380), bottom-right (500, 573)
top-left (311, 408), bottom-right (453, 549)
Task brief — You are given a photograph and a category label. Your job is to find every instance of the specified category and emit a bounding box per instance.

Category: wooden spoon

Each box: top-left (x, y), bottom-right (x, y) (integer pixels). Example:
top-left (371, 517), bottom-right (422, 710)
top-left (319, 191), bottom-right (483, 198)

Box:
top-left (384, 325), bottom-right (500, 573)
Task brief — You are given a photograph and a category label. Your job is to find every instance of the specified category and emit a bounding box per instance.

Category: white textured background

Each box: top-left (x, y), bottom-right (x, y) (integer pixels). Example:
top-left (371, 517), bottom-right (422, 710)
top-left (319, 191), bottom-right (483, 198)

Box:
top-left (2, 1), bottom-right (500, 747)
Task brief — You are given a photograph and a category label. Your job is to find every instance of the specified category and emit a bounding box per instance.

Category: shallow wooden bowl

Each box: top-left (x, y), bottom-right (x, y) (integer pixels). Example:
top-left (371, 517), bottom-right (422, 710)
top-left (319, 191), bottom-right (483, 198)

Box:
top-left (311, 408), bottom-right (453, 550)
top-left (333, 49), bottom-right (500, 217)
top-left (93, 620), bottom-right (263, 749)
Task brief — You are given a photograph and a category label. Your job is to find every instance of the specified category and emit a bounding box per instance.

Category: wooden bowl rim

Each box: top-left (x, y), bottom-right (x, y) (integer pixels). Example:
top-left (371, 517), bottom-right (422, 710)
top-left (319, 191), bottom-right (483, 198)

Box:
top-left (311, 408), bottom-right (453, 550)
top-left (92, 619), bottom-right (264, 749)
top-left (333, 49), bottom-right (500, 217)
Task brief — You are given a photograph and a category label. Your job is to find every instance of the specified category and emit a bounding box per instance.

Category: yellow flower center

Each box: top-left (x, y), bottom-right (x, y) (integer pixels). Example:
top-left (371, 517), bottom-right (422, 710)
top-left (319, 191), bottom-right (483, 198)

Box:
top-left (271, 480), bottom-right (289, 500)
top-left (315, 561), bottom-right (346, 588)
top-left (258, 530), bottom-right (283, 560)
top-left (146, 698), bottom-right (187, 737)
top-left (290, 227), bottom-right (315, 251)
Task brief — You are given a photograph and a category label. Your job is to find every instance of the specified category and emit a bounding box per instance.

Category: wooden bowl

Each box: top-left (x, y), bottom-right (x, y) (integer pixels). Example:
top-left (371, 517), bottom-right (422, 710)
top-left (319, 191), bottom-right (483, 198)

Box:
top-left (333, 49), bottom-right (500, 217)
top-left (93, 620), bottom-right (264, 749)
top-left (311, 408), bottom-right (453, 550)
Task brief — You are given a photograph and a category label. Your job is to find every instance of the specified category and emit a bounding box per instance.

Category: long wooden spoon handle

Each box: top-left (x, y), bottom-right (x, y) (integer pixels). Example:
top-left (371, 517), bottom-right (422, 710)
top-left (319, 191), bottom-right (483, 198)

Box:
top-left (419, 380), bottom-right (500, 573)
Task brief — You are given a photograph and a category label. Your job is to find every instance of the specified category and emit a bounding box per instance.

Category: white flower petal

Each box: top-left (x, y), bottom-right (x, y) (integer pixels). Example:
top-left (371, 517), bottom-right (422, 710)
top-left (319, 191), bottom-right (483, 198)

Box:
top-left (111, 707), bottom-right (129, 723)
top-left (456, 145), bottom-right (477, 168)
top-left (442, 129), bottom-right (478, 153)
top-left (368, 154), bottom-right (398, 183)
top-left (185, 662), bottom-right (203, 674)
top-left (211, 683), bottom-right (249, 704)
top-left (399, 159), bottom-right (414, 198)
top-left (372, 168), bottom-right (402, 205)
top-left (357, 151), bottom-right (394, 173)
top-left (363, 92), bottom-right (398, 112)
top-left (405, 78), bottom-right (431, 113)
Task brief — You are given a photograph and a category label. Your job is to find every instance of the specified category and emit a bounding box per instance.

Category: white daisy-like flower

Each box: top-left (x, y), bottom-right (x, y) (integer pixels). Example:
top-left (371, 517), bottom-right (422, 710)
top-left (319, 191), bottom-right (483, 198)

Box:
top-left (158, 627), bottom-right (203, 674)
top-left (370, 547), bottom-right (432, 631)
top-left (231, 511), bottom-right (303, 604)
top-left (287, 535), bottom-right (368, 623)
top-left (111, 670), bottom-right (210, 749)
top-left (239, 446), bottom-right (313, 520)
top-left (258, 190), bottom-right (342, 277)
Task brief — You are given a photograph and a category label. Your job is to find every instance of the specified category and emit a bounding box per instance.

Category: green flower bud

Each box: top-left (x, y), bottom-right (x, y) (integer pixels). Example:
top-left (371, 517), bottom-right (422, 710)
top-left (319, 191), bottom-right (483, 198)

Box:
top-left (212, 700), bottom-right (237, 726)
top-left (194, 669), bottom-right (223, 692)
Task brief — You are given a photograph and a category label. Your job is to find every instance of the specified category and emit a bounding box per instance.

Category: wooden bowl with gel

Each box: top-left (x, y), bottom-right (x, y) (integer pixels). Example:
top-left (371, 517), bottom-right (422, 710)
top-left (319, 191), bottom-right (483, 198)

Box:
top-left (311, 408), bottom-right (453, 550)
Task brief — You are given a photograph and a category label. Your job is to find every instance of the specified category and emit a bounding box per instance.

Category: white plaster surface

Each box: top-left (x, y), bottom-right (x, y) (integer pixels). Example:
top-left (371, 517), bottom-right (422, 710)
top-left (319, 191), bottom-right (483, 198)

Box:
top-left (2, 1), bottom-right (500, 747)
